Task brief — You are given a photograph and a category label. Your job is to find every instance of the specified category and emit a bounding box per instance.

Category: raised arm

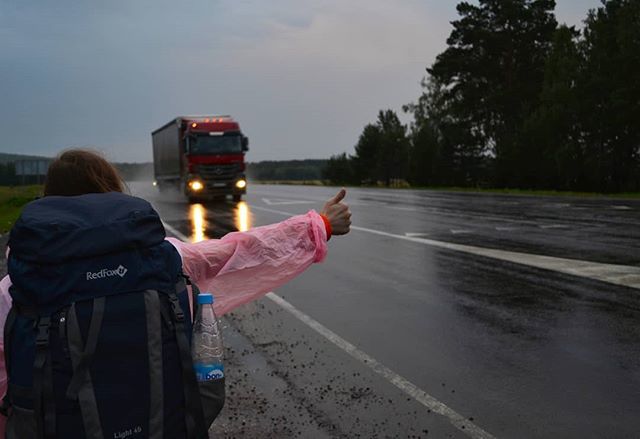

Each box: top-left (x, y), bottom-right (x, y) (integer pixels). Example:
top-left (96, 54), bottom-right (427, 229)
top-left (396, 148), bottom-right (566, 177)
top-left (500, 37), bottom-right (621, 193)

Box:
top-left (168, 189), bottom-right (351, 316)
top-left (167, 211), bottom-right (327, 316)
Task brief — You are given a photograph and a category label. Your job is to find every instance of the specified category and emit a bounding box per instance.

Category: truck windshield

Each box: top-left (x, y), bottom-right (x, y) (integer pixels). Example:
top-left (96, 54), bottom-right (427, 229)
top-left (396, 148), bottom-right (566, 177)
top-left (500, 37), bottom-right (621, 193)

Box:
top-left (189, 135), bottom-right (242, 154)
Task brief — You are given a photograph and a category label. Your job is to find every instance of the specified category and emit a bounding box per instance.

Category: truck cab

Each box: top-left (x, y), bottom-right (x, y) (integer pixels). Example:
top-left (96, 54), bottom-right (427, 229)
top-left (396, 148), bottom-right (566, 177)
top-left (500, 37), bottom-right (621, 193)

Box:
top-left (152, 115), bottom-right (249, 202)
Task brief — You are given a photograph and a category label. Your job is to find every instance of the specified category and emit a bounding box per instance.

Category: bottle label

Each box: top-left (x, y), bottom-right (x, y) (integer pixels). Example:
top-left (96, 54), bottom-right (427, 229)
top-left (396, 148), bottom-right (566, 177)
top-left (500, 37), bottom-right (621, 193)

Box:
top-left (194, 363), bottom-right (224, 381)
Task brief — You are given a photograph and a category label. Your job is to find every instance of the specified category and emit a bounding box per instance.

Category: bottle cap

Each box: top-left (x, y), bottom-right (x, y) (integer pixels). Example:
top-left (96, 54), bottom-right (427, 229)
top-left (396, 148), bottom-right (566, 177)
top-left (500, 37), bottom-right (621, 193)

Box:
top-left (197, 293), bottom-right (214, 305)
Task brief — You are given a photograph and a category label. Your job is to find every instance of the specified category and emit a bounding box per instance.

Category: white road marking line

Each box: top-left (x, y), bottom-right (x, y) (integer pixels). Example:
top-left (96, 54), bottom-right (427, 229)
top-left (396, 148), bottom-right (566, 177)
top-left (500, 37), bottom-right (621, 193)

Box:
top-left (252, 205), bottom-right (309, 216)
top-left (162, 221), bottom-right (190, 242)
top-left (388, 206), bottom-right (418, 211)
top-left (250, 205), bottom-right (640, 289)
top-left (405, 232), bottom-right (429, 238)
top-left (262, 197), bottom-right (315, 206)
top-left (451, 229), bottom-right (473, 234)
top-left (539, 224), bottom-right (569, 229)
top-left (611, 205), bottom-right (632, 210)
top-left (161, 216), bottom-right (496, 438)
top-left (351, 226), bottom-right (640, 290)
top-left (266, 292), bottom-right (496, 439)
top-left (495, 227), bottom-right (517, 232)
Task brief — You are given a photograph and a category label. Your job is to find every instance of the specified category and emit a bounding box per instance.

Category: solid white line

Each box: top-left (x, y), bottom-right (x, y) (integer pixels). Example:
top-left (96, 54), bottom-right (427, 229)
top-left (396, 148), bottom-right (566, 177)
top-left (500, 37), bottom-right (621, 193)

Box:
top-left (250, 206), bottom-right (640, 289)
top-left (266, 292), bottom-right (496, 439)
top-left (495, 227), bottom-right (517, 232)
top-left (262, 197), bottom-right (315, 206)
top-left (251, 205), bottom-right (304, 216)
top-left (161, 215), bottom-right (496, 438)
top-left (388, 206), bottom-right (418, 211)
top-left (162, 221), bottom-right (190, 242)
top-left (350, 225), bottom-right (640, 290)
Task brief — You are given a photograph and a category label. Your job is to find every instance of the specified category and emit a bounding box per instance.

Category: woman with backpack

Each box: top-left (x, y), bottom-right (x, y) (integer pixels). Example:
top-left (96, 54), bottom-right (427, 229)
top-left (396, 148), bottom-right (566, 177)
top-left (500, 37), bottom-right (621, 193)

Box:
top-left (0, 149), bottom-right (352, 438)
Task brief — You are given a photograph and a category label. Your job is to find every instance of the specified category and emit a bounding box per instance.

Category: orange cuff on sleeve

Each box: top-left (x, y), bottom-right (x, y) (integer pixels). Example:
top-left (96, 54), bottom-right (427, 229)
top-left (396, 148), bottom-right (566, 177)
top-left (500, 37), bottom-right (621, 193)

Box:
top-left (320, 214), bottom-right (332, 241)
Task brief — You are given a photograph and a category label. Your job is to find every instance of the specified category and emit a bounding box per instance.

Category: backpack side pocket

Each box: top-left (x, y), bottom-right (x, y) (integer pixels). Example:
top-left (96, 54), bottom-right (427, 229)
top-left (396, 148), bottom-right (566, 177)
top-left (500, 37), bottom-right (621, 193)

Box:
top-left (198, 377), bottom-right (225, 428)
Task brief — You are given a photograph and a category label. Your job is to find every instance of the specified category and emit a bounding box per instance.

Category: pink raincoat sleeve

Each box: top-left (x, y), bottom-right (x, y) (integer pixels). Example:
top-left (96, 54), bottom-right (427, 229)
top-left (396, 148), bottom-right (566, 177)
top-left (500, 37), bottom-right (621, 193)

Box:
top-left (167, 210), bottom-right (328, 317)
top-left (0, 274), bottom-right (12, 437)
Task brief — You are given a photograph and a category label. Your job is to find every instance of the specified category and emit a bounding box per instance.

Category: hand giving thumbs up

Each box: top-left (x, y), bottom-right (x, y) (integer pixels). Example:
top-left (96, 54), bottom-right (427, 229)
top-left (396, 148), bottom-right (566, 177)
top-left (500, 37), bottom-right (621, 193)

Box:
top-left (321, 188), bottom-right (351, 236)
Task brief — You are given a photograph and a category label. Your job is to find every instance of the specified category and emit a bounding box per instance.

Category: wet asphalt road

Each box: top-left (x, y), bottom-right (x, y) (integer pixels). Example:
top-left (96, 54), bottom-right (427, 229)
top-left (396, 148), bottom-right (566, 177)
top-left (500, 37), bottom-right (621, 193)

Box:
top-left (129, 182), bottom-right (640, 439)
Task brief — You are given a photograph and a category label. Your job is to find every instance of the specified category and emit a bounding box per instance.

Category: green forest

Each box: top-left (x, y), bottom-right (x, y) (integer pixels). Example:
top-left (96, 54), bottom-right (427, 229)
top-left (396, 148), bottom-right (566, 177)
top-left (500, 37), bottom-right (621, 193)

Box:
top-left (324, 0), bottom-right (640, 192)
top-left (246, 160), bottom-right (326, 181)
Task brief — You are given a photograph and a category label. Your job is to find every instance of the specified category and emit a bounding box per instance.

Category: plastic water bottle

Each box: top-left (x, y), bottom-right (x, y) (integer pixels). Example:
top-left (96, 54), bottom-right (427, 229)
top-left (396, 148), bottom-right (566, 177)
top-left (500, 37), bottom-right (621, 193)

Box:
top-left (192, 293), bottom-right (224, 381)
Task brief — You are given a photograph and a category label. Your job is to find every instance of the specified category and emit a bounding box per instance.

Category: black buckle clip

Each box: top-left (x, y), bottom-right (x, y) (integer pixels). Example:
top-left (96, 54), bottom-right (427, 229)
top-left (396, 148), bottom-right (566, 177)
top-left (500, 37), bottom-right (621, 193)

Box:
top-left (169, 295), bottom-right (184, 322)
top-left (180, 273), bottom-right (192, 286)
top-left (35, 317), bottom-right (51, 347)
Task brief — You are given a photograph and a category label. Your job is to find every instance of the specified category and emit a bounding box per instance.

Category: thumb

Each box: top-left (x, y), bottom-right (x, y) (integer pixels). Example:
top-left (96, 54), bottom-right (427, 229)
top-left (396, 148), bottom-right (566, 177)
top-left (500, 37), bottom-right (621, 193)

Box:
top-left (327, 188), bottom-right (347, 205)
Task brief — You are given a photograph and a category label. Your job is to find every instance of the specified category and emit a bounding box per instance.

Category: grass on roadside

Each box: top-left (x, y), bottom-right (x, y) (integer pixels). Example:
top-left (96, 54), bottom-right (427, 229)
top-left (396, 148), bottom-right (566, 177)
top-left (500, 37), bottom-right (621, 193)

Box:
top-left (0, 185), bottom-right (42, 233)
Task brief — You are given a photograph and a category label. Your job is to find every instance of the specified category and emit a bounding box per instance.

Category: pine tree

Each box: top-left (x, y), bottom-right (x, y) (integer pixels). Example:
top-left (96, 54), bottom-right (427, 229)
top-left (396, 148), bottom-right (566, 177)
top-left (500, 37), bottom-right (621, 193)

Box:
top-left (428, 0), bottom-right (557, 187)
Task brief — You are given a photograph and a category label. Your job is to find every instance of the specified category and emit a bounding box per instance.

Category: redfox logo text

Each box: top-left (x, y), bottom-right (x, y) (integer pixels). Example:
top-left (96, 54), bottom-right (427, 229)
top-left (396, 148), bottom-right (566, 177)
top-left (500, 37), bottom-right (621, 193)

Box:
top-left (86, 265), bottom-right (128, 280)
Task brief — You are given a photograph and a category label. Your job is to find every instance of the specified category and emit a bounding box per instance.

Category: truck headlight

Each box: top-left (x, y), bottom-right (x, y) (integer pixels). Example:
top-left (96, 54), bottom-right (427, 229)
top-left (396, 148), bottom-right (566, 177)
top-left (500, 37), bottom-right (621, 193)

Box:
top-left (189, 180), bottom-right (204, 191)
top-left (235, 179), bottom-right (247, 189)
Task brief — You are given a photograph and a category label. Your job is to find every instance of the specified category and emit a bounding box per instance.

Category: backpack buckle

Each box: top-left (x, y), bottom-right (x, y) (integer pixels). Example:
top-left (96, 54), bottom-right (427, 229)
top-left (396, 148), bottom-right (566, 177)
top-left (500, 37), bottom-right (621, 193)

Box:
top-left (35, 317), bottom-right (51, 347)
top-left (168, 295), bottom-right (184, 322)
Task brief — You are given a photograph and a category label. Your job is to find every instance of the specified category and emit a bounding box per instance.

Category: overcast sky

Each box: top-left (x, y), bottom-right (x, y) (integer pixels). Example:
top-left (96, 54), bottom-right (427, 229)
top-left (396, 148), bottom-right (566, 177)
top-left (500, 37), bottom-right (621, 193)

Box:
top-left (1, 0), bottom-right (600, 162)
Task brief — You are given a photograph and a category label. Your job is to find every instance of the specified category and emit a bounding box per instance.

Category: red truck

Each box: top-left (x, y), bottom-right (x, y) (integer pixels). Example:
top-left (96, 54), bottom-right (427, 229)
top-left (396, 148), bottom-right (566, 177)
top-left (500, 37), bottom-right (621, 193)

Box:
top-left (152, 115), bottom-right (249, 202)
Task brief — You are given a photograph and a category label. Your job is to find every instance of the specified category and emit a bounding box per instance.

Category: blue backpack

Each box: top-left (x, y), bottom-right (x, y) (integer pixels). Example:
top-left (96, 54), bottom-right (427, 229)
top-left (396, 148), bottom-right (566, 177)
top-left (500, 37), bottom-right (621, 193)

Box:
top-left (3, 192), bottom-right (224, 438)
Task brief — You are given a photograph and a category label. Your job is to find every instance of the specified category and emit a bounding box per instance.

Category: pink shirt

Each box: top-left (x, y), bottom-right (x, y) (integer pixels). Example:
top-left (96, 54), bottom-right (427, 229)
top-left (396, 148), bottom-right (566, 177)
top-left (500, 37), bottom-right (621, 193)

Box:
top-left (0, 210), bottom-right (328, 434)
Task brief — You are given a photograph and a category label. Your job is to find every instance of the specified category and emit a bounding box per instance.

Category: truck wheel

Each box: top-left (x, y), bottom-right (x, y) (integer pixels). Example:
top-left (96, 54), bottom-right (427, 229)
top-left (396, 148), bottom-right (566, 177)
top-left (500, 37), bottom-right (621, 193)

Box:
top-left (233, 194), bottom-right (242, 202)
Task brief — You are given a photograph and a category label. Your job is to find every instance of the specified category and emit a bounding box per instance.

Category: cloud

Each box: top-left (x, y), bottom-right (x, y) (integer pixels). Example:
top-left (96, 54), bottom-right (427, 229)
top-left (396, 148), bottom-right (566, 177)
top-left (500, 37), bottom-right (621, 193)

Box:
top-left (0, 0), bottom-right (601, 162)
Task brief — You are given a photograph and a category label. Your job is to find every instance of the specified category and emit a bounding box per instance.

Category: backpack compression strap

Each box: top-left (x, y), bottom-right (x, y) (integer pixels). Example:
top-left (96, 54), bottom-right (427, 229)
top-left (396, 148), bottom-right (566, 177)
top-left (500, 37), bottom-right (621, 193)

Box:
top-left (2, 306), bottom-right (56, 438)
top-left (143, 290), bottom-right (165, 439)
top-left (66, 299), bottom-right (106, 439)
top-left (33, 315), bottom-right (56, 438)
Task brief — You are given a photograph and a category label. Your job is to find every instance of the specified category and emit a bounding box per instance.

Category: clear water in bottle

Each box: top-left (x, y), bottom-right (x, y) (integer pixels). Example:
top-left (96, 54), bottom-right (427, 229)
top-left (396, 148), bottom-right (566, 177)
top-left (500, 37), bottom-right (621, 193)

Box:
top-left (192, 293), bottom-right (224, 381)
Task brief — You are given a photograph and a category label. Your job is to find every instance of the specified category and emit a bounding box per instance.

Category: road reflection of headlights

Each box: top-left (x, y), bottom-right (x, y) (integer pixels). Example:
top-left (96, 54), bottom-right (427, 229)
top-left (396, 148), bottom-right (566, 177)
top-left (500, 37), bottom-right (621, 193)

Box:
top-left (235, 201), bottom-right (251, 232)
top-left (189, 203), bottom-right (207, 242)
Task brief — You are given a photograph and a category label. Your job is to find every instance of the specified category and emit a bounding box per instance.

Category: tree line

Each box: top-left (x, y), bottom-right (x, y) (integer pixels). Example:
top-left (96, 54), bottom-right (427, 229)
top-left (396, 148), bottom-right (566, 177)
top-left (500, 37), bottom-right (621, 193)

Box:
top-left (325, 0), bottom-right (640, 192)
top-left (247, 160), bottom-right (327, 181)
top-left (0, 158), bottom-right (156, 185)
top-left (0, 156), bottom-right (330, 185)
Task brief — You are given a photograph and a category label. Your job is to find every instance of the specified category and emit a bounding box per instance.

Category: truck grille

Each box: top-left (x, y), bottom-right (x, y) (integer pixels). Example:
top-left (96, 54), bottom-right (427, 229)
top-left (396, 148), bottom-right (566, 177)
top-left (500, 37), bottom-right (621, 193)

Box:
top-left (198, 163), bottom-right (241, 180)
